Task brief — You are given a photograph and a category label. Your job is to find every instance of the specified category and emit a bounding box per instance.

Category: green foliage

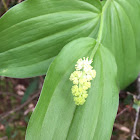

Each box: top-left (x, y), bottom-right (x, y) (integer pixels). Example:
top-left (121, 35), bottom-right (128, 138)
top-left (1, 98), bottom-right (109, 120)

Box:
top-left (100, 0), bottom-right (140, 88)
top-left (0, 0), bottom-right (140, 140)
top-left (26, 37), bottom-right (119, 140)
top-left (21, 78), bottom-right (39, 103)
top-left (0, 0), bottom-right (101, 78)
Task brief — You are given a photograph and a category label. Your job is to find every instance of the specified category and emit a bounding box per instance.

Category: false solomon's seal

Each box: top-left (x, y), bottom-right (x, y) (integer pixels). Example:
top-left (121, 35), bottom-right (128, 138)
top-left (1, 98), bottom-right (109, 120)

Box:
top-left (70, 57), bottom-right (96, 105)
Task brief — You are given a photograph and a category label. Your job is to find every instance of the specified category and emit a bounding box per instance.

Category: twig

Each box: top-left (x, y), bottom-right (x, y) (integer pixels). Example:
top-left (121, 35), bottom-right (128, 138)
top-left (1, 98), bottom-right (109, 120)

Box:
top-left (127, 91), bottom-right (137, 98)
top-left (0, 91), bottom-right (21, 100)
top-left (114, 123), bottom-right (130, 133)
top-left (134, 134), bottom-right (140, 140)
top-left (131, 74), bottom-right (140, 140)
top-left (0, 92), bottom-right (40, 121)
top-left (116, 108), bottom-right (129, 118)
top-left (1, 0), bottom-right (8, 11)
top-left (131, 107), bottom-right (140, 140)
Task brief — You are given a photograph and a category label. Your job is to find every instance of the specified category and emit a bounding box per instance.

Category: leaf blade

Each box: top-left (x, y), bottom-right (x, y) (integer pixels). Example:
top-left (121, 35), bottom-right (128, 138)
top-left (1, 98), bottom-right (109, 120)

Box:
top-left (0, 0), bottom-right (101, 78)
top-left (99, 0), bottom-right (140, 88)
top-left (26, 37), bottom-right (119, 140)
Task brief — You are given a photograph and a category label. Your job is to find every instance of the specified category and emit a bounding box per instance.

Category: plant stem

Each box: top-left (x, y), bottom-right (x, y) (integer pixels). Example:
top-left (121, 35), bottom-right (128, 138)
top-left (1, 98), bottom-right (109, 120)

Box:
top-left (131, 107), bottom-right (140, 140)
top-left (131, 74), bottom-right (140, 140)
top-left (97, 0), bottom-right (112, 43)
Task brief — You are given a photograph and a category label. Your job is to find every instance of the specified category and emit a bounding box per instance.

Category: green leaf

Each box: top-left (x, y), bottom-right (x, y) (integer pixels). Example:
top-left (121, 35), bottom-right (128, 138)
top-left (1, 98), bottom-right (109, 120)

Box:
top-left (0, 0), bottom-right (101, 78)
top-left (21, 78), bottom-right (39, 103)
top-left (99, 0), bottom-right (140, 88)
top-left (26, 37), bottom-right (119, 140)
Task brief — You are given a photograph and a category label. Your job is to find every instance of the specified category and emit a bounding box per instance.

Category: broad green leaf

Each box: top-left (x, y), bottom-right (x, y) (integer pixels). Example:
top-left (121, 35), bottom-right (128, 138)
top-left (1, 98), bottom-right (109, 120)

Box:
top-left (0, 0), bottom-right (101, 78)
top-left (99, 0), bottom-right (140, 88)
top-left (26, 37), bottom-right (119, 140)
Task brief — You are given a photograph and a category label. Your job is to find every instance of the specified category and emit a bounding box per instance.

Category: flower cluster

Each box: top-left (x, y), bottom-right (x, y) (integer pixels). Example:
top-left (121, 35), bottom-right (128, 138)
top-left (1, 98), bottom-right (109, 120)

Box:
top-left (70, 57), bottom-right (96, 105)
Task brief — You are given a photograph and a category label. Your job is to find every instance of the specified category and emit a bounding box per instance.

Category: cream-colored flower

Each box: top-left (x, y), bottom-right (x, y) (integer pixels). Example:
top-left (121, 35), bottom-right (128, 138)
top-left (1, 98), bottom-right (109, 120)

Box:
top-left (70, 57), bottom-right (96, 105)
